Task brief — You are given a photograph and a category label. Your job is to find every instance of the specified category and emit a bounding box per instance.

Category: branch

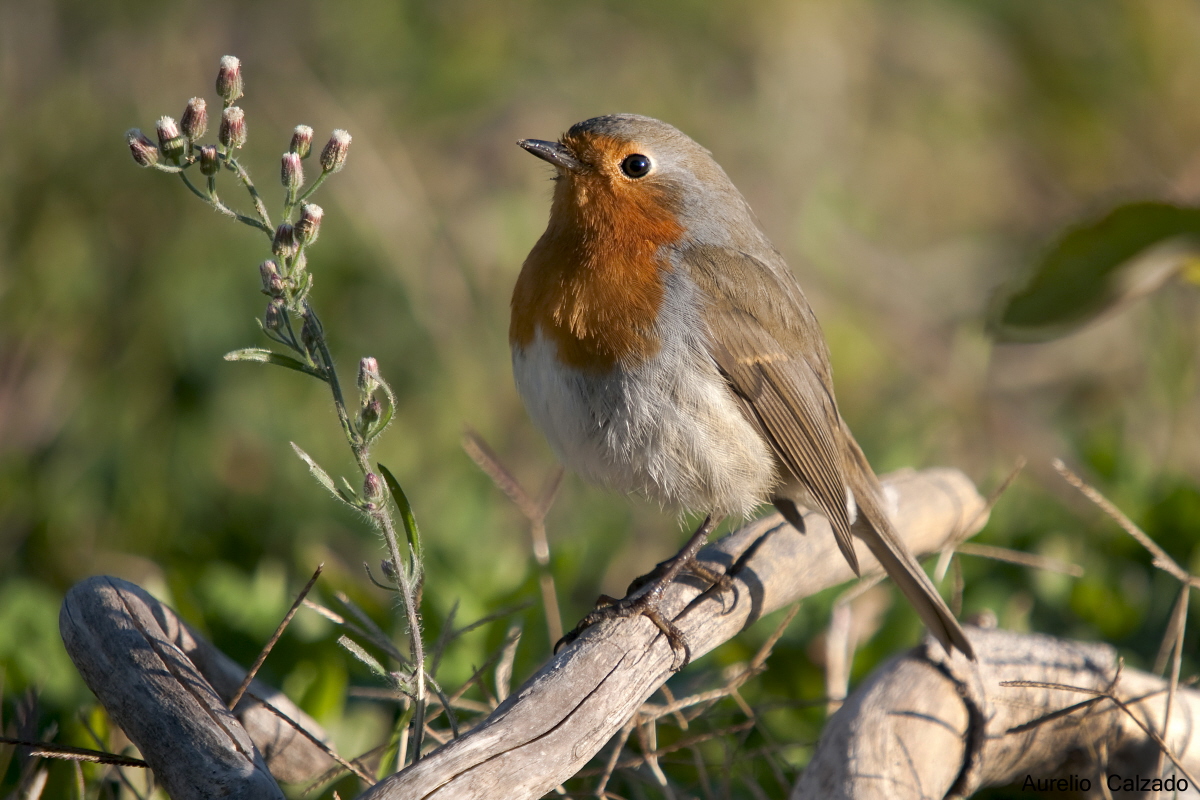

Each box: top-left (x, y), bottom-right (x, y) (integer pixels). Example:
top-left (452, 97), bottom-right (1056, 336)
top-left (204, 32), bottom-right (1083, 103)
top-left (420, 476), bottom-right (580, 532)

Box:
top-left (58, 468), bottom-right (986, 797)
top-left (795, 626), bottom-right (1200, 798)
top-left (59, 576), bottom-right (337, 796)
top-left (361, 467), bottom-right (987, 799)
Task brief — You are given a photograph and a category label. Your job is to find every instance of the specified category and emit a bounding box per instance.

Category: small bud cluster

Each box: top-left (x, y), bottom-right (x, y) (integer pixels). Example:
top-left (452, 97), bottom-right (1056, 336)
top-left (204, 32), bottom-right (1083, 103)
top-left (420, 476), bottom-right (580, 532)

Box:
top-left (290, 125), bottom-right (313, 158)
top-left (181, 97), bottom-right (207, 141)
top-left (216, 56), bottom-right (243, 105)
top-left (281, 152), bottom-right (303, 192)
top-left (219, 106), bottom-right (246, 150)
top-left (126, 129), bottom-right (159, 167)
top-left (296, 203), bottom-right (323, 246)
top-left (320, 130), bottom-right (352, 173)
top-left (127, 54), bottom-right (360, 406)
top-left (157, 116), bottom-right (186, 162)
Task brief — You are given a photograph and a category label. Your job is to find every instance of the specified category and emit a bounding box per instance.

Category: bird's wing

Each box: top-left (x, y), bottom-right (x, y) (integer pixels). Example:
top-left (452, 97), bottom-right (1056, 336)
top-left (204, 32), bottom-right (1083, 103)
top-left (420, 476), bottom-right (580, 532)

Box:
top-left (681, 244), bottom-right (974, 658)
top-left (681, 245), bottom-right (860, 574)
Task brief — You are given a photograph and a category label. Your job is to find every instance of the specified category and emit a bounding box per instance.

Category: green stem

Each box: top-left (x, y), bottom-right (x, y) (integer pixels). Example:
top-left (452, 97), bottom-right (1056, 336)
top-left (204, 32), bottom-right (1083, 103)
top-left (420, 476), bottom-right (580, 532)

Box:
top-left (305, 306), bottom-right (427, 763)
top-left (179, 172), bottom-right (273, 235)
top-left (225, 156), bottom-right (273, 231)
top-left (296, 171), bottom-right (330, 205)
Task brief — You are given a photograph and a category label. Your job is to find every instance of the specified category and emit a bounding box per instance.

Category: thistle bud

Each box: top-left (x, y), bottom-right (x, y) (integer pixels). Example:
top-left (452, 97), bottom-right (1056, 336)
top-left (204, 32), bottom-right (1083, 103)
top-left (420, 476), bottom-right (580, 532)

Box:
top-left (219, 106), bottom-right (246, 150)
top-left (357, 356), bottom-right (380, 394)
top-left (180, 97), bottom-right (207, 141)
top-left (259, 259), bottom-right (285, 296)
top-left (126, 129), bottom-right (159, 167)
top-left (363, 472), bottom-right (383, 504)
top-left (281, 152), bottom-right (303, 192)
top-left (216, 55), bottom-right (243, 104)
top-left (296, 203), bottom-right (324, 246)
top-left (272, 223), bottom-right (297, 259)
top-left (319, 129), bottom-right (352, 173)
top-left (360, 397), bottom-right (383, 433)
top-left (263, 298), bottom-right (285, 333)
top-left (198, 145), bottom-right (219, 176)
top-left (290, 125), bottom-right (313, 158)
top-left (156, 116), bottom-right (186, 161)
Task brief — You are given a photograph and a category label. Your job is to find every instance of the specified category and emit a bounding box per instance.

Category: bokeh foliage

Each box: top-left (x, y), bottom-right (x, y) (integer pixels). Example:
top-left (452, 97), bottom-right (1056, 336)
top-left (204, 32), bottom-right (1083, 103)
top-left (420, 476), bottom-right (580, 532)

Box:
top-left (2, 0), bottom-right (1200, 796)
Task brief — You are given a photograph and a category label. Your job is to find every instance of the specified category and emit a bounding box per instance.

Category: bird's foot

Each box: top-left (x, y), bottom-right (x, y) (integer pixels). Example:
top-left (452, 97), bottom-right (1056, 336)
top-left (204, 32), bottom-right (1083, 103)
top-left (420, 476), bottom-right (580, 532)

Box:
top-left (554, 515), bottom-right (724, 671)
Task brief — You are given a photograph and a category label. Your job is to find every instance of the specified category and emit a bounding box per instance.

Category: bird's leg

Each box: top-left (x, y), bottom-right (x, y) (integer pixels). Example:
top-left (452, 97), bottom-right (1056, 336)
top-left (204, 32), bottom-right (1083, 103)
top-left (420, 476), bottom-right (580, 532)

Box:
top-left (557, 514), bottom-right (724, 670)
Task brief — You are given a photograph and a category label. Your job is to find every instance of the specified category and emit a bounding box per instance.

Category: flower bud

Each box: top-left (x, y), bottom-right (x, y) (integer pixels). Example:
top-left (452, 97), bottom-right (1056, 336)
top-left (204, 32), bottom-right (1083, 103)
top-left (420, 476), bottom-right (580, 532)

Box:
top-left (281, 152), bottom-right (303, 192)
top-left (263, 298), bottom-right (285, 333)
top-left (319, 129), bottom-right (352, 173)
top-left (219, 106), bottom-right (246, 150)
top-left (290, 125), bottom-right (313, 158)
top-left (259, 259), bottom-right (286, 296)
top-left (360, 397), bottom-right (383, 433)
top-left (126, 129), bottom-right (159, 167)
top-left (357, 356), bottom-right (379, 395)
top-left (198, 145), bottom-right (219, 176)
top-left (295, 203), bottom-right (323, 246)
top-left (216, 55), bottom-right (243, 104)
top-left (272, 223), bottom-right (297, 259)
top-left (363, 472), bottom-right (383, 504)
top-left (156, 116), bottom-right (186, 161)
top-left (180, 97), bottom-right (207, 141)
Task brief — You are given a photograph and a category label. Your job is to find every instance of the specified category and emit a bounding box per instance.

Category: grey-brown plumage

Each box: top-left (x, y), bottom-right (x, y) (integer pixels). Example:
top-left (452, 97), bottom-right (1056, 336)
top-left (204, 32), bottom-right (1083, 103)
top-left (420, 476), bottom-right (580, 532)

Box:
top-left (513, 114), bottom-right (974, 662)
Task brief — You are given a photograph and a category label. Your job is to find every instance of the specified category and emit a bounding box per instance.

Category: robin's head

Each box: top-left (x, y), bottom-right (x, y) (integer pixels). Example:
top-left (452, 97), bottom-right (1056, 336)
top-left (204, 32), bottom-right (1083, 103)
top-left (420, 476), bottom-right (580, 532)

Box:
top-left (518, 114), bottom-right (761, 250)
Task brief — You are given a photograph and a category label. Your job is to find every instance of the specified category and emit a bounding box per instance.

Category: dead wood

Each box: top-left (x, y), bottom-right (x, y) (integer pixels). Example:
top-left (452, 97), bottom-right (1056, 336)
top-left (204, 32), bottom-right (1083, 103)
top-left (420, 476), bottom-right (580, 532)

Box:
top-left (794, 626), bottom-right (1200, 799)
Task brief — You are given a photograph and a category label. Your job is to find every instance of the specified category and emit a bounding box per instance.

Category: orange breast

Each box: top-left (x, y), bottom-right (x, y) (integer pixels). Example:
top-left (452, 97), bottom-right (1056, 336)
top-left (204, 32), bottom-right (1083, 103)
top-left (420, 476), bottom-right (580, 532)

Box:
top-left (510, 167), bottom-right (686, 372)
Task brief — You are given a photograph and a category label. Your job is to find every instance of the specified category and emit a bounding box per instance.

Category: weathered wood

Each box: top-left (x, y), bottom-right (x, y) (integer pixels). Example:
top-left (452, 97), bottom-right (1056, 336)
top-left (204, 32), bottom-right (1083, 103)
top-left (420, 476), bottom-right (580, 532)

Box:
top-left (59, 576), bottom-right (335, 796)
top-left (794, 627), bottom-right (1200, 799)
top-left (362, 467), bottom-right (987, 799)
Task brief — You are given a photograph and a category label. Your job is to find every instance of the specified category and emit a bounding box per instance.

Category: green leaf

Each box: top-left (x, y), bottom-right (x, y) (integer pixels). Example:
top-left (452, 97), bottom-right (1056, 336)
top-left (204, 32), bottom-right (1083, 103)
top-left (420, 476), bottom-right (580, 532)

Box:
top-left (337, 634), bottom-right (387, 678)
top-left (291, 443), bottom-right (355, 509)
top-left (224, 347), bottom-right (323, 379)
top-left (379, 463), bottom-right (421, 561)
top-left (990, 201), bottom-right (1200, 342)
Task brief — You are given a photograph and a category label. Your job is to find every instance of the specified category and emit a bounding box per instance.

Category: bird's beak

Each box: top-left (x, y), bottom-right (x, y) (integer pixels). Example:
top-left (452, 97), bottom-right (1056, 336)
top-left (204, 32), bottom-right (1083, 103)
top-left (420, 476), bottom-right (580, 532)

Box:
top-left (518, 139), bottom-right (583, 173)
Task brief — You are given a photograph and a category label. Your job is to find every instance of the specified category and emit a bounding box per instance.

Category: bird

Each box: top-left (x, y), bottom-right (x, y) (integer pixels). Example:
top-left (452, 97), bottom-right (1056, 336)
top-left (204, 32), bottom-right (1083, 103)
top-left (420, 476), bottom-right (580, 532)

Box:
top-left (509, 114), bottom-right (974, 666)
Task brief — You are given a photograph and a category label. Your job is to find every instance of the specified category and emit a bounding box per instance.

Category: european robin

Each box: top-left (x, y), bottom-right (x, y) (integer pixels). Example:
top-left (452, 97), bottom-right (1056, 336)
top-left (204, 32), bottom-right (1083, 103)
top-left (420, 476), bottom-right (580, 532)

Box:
top-left (511, 114), bottom-right (973, 664)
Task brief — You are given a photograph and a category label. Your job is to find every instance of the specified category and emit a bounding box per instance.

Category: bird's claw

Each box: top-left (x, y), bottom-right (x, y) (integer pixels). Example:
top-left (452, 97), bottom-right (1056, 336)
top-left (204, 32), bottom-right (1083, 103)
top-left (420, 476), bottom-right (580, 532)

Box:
top-left (555, 587), bottom-right (692, 670)
top-left (554, 554), bottom-right (734, 670)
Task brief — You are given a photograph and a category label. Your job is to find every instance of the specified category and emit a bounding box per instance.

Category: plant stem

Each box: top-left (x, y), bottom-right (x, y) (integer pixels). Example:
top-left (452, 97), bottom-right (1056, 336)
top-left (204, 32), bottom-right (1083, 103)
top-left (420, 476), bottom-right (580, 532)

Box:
top-left (179, 172), bottom-right (273, 235)
top-left (225, 156), bottom-right (273, 231)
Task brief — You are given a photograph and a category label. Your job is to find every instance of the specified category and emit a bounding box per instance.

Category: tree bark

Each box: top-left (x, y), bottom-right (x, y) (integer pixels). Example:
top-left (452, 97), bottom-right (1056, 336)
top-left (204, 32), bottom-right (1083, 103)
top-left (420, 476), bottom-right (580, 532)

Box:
top-left (59, 467), bottom-right (988, 798)
top-left (59, 575), bottom-right (335, 798)
top-left (362, 467), bottom-right (987, 799)
top-left (794, 627), bottom-right (1200, 799)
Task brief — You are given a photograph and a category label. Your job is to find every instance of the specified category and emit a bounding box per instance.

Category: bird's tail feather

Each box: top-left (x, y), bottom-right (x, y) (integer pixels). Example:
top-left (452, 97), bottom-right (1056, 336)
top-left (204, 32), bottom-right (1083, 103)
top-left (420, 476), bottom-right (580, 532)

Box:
top-left (841, 434), bottom-right (975, 660)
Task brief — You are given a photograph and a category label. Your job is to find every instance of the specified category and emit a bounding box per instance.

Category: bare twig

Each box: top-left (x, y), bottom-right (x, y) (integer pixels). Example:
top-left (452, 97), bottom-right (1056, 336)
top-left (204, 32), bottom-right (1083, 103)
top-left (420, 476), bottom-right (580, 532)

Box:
top-left (462, 429), bottom-right (564, 643)
top-left (244, 690), bottom-right (375, 786)
top-left (0, 737), bottom-right (147, 768)
top-left (228, 563), bottom-right (324, 711)
top-left (955, 542), bottom-right (1084, 577)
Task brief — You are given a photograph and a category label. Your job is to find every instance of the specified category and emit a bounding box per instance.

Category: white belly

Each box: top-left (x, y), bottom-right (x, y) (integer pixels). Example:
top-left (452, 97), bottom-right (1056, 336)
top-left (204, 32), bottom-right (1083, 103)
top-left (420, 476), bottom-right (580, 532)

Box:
top-left (511, 327), bottom-right (777, 518)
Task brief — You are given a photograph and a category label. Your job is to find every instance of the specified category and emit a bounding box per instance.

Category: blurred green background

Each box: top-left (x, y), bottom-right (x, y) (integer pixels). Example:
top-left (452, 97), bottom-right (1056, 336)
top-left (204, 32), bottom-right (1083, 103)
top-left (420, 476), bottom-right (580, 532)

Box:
top-left (3, 0), bottom-right (1200, 796)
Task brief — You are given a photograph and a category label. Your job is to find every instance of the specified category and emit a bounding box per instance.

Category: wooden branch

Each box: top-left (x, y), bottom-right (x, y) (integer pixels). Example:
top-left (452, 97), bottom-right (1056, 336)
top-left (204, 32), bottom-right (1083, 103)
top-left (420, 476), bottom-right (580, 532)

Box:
top-left (58, 468), bottom-right (985, 798)
top-left (59, 576), bottom-right (336, 797)
top-left (363, 467), bottom-right (986, 799)
top-left (794, 627), bottom-right (1200, 799)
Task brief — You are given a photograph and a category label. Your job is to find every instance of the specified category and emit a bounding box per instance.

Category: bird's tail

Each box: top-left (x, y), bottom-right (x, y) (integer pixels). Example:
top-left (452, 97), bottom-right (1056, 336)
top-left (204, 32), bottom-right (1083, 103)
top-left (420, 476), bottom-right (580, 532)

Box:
top-left (843, 436), bottom-right (976, 660)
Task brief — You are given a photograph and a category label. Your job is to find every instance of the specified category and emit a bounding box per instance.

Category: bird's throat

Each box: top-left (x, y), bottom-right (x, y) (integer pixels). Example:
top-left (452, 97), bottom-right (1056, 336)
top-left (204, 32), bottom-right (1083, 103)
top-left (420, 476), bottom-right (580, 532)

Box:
top-left (510, 174), bottom-right (685, 371)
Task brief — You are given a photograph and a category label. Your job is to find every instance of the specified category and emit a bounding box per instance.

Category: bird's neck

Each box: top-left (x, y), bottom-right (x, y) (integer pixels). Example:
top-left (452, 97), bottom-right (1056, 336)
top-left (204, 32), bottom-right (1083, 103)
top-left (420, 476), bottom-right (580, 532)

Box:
top-left (510, 177), bottom-right (685, 372)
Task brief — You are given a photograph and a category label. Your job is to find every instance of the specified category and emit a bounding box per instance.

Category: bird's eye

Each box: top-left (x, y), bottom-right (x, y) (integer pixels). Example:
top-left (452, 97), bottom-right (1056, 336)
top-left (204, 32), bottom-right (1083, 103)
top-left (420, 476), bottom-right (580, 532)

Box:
top-left (620, 154), bottom-right (652, 179)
